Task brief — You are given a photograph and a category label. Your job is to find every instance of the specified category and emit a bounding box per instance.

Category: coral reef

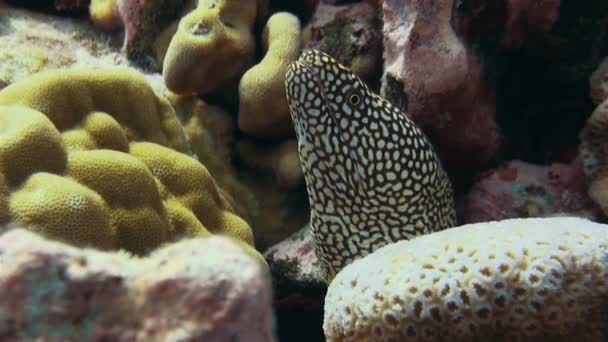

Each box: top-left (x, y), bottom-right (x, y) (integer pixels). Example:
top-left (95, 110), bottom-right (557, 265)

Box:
top-left (0, 69), bottom-right (259, 261)
top-left (238, 12), bottom-right (302, 139)
top-left (580, 97), bottom-right (608, 217)
top-left (0, 67), bottom-right (189, 153)
top-left (0, 229), bottom-right (274, 341)
top-left (168, 93), bottom-right (257, 221)
top-left (237, 139), bottom-right (304, 190)
top-left (381, 0), bottom-right (500, 179)
top-left (116, 0), bottom-right (191, 65)
top-left (590, 57), bottom-right (608, 106)
top-left (302, 1), bottom-right (382, 87)
top-left (458, 159), bottom-right (601, 223)
top-left (263, 224), bottom-right (327, 342)
top-left (89, 0), bottom-right (121, 30)
top-left (501, 0), bottom-right (561, 49)
top-left (162, 0), bottom-right (257, 95)
top-left (324, 217), bottom-right (608, 341)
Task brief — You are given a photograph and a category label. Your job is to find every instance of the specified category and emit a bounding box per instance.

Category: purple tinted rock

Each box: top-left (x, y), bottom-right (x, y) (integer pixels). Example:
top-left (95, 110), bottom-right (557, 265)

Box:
top-left (0, 228), bottom-right (275, 342)
top-left (381, 0), bottom-right (500, 182)
top-left (457, 158), bottom-right (602, 224)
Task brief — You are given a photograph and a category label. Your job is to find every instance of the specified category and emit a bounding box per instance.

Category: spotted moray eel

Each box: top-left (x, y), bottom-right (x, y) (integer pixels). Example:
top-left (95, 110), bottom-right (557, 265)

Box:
top-left (285, 50), bottom-right (457, 281)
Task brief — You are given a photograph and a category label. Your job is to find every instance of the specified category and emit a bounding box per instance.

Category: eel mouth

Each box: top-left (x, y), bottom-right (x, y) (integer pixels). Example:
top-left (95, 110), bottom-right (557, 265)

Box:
top-left (294, 57), bottom-right (339, 126)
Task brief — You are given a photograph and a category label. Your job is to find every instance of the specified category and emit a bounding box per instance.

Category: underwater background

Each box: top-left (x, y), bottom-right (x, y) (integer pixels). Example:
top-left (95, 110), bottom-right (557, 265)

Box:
top-left (0, 0), bottom-right (608, 341)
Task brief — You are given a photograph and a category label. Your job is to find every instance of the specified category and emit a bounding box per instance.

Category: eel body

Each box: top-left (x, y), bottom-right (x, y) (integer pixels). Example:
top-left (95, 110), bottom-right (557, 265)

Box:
top-left (285, 49), bottom-right (457, 281)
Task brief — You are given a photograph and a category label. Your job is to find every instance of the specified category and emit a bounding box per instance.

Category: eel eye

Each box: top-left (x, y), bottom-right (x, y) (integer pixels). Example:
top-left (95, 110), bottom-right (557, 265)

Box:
top-left (349, 94), bottom-right (361, 106)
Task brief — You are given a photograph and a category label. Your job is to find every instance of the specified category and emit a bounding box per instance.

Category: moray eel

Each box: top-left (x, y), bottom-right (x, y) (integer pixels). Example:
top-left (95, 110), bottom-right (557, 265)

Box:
top-left (285, 50), bottom-right (457, 281)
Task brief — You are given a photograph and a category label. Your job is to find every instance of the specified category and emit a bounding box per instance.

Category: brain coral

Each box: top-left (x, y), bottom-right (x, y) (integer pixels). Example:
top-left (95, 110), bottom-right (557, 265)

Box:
top-left (324, 217), bottom-right (608, 342)
top-left (0, 68), bottom-right (260, 261)
top-left (162, 0), bottom-right (257, 95)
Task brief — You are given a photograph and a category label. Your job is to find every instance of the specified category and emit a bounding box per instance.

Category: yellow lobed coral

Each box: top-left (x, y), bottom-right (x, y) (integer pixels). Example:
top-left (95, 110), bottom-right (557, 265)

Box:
top-left (89, 0), bottom-right (122, 31)
top-left (162, 0), bottom-right (257, 95)
top-left (238, 12), bottom-right (302, 138)
top-left (0, 67), bottom-right (190, 154)
top-left (323, 217), bottom-right (608, 342)
top-left (0, 69), bottom-right (261, 262)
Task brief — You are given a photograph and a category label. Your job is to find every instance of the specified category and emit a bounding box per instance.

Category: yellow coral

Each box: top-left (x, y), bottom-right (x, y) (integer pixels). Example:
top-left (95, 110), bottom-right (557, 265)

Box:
top-left (129, 142), bottom-right (254, 245)
top-left (66, 149), bottom-right (171, 255)
top-left (0, 68), bottom-right (263, 264)
top-left (10, 172), bottom-right (117, 250)
top-left (162, 0), bottom-right (257, 95)
top-left (0, 68), bottom-right (189, 153)
top-left (168, 93), bottom-right (257, 221)
top-left (238, 12), bottom-right (302, 138)
top-left (89, 0), bottom-right (122, 31)
top-left (0, 105), bottom-right (66, 187)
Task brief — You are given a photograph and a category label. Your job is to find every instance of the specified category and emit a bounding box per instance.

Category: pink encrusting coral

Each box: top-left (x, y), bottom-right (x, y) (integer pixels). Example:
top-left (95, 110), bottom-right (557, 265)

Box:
top-left (381, 0), bottom-right (501, 177)
top-left (457, 158), bottom-right (601, 223)
top-left (0, 228), bottom-right (275, 342)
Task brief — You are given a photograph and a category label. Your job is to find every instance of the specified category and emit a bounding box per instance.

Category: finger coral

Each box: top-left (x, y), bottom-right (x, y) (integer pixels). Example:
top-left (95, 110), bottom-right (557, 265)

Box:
top-left (0, 68), bottom-right (261, 262)
top-left (324, 217), bottom-right (608, 342)
top-left (238, 12), bottom-right (302, 138)
top-left (162, 0), bottom-right (257, 95)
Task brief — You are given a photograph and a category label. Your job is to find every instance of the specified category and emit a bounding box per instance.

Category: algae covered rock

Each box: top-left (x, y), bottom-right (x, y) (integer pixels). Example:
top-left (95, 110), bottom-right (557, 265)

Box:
top-left (0, 228), bottom-right (275, 341)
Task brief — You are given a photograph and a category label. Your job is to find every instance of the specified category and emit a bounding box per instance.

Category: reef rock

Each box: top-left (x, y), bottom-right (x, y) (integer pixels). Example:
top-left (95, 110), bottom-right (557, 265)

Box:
top-left (380, 0), bottom-right (500, 180)
top-left (458, 159), bottom-right (601, 223)
top-left (263, 224), bottom-right (326, 342)
top-left (0, 228), bottom-right (275, 341)
top-left (303, 1), bottom-right (382, 87)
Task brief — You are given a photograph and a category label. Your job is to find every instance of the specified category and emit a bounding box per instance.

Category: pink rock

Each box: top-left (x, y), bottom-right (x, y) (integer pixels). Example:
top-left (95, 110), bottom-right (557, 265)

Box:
top-left (381, 0), bottom-right (501, 179)
top-left (0, 228), bottom-right (275, 342)
top-left (502, 0), bottom-right (560, 49)
top-left (457, 158), bottom-right (602, 224)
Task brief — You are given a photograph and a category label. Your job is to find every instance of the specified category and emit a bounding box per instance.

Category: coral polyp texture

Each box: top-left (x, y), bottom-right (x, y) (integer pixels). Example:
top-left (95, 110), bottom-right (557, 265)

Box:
top-left (162, 0), bottom-right (257, 95)
top-left (324, 217), bottom-right (608, 342)
top-left (0, 229), bottom-right (274, 341)
top-left (238, 11), bottom-right (302, 138)
top-left (286, 49), bottom-right (456, 281)
top-left (0, 68), bottom-right (260, 261)
top-left (0, 67), bottom-right (190, 153)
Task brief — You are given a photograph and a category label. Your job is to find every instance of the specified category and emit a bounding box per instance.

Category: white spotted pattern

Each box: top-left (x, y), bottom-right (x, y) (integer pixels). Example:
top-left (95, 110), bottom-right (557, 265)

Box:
top-left (285, 50), bottom-right (457, 281)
